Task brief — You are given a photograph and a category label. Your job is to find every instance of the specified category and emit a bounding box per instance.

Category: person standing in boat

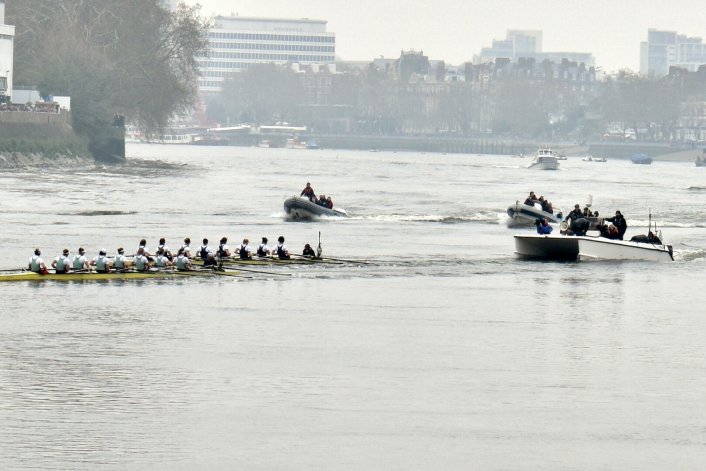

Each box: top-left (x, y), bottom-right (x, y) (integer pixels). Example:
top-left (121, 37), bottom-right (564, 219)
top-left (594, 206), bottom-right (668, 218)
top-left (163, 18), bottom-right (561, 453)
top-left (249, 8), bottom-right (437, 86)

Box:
top-left (257, 237), bottom-right (271, 257)
top-left (91, 249), bottom-right (111, 273)
top-left (605, 211), bottom-right (628, 240)
top-left (565, 204), bottom-right (583, 222)
top-left (301, 182), bottom-right (316, 202)
top-left (28, 249), bottom-right (48, 274)
top-left (72, 247), bottom-right (90, 271)
top-left (276, 236), bottom-right (290, 260)
top-left (237, 238), bottom-right (254, 259)
top-left (52, 248), bottom-right (71, 274)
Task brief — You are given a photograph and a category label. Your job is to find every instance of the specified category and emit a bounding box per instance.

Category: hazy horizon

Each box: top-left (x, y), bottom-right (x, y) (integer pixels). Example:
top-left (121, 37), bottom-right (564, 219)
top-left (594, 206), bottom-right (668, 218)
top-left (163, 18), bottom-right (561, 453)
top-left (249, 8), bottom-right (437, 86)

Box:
top-left (183, 0), bottom-right (705, 73)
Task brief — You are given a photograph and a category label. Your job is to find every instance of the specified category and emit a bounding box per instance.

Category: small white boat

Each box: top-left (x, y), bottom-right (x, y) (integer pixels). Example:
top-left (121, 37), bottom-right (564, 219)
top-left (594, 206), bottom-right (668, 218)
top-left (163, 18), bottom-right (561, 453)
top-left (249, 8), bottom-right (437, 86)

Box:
top-left (527, 147), bottom-right (560, 170)
top-left (507, 201), bottom-right (562, 227)
top-left (283, 196), bottom-right (348, 220)
top-left (514, 234), bottom-right (580, 260)
top-left (578, 237), bottom-right (673, 262)
top-left (582, 155), bottom-right (607, 162)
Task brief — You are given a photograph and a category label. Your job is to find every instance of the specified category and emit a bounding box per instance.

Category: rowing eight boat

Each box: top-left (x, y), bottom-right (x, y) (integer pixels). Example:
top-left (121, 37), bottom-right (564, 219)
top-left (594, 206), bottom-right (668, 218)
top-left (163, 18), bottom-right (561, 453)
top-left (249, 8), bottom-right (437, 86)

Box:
top-left (0, 268), bottom-right (242, 282)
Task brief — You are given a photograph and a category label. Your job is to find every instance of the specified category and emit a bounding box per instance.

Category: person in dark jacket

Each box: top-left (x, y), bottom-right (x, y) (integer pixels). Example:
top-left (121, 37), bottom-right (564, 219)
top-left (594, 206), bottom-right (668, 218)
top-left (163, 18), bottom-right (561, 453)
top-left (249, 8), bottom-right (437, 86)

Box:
top-left (605, 211), bottom-right (628, 240)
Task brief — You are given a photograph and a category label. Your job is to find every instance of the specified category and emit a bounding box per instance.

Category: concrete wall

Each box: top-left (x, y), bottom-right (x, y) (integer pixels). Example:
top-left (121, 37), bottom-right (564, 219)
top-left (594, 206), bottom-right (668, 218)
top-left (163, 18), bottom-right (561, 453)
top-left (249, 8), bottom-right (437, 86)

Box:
top-left (0, 110), bottom-right (71, 126)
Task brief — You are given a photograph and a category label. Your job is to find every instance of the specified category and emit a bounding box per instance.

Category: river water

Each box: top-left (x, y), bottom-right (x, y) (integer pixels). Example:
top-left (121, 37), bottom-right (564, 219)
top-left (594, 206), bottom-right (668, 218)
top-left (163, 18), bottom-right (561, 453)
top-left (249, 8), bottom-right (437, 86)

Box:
top-left (1, 144), bottom-right (705, 470)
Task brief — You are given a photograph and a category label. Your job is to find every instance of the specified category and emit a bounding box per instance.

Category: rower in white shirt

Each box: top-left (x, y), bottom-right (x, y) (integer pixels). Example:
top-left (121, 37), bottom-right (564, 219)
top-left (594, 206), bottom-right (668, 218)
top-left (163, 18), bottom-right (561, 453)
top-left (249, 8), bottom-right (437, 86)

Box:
top-left (52, 248), bottom-right (71, 273)
top-left (113, 247), bottom-right (130, 270)
top-left (91, 249), bottom-right (111, 273)
top-left (72, 247), bottom-right (90, 271)
top-left (28, 249), bottom-right (48, 274)
top-left (174, 252), bottom-right (193, 271)
top-left (133, 247), bottom-right (151, 272)
top-left (153, 248), bottom-right (173, 268)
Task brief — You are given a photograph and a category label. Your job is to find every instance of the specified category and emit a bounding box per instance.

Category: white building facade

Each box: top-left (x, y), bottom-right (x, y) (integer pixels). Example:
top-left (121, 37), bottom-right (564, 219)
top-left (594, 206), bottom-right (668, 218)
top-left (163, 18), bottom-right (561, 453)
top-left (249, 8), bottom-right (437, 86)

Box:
top-left (476, 29), bottom-right (594, 67)
top-left (198, 16), bottom-right (336, 95)
top-left (0, 0), bottom-right (15, 102)
top-left (640, 29), bottom-right (706, 76)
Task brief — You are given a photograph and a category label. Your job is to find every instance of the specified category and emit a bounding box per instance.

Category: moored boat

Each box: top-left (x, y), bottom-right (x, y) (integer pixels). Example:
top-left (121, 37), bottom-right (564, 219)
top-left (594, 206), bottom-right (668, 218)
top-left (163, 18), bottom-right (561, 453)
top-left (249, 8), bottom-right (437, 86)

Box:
top-left (283, 196), bottom-right (348, 220)
top-left (631, 153), bottom-right (652, 165)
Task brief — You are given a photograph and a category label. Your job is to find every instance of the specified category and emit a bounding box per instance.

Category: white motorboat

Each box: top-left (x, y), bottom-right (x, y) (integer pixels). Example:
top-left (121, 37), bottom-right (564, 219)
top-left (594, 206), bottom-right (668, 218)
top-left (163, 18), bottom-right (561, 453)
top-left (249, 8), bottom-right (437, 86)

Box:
top-left (578, 237), bottom-right (673, 262)
top-left (514, 234), bottom-right (580, 260)
top-left (283, 196), bottom-right (348, 220)
top-left (527, 147), bottom-right (560, 170)
top-left (582, 155), bottom-right (607, 162)
top-left (507, 201), bottom-right (562, 227)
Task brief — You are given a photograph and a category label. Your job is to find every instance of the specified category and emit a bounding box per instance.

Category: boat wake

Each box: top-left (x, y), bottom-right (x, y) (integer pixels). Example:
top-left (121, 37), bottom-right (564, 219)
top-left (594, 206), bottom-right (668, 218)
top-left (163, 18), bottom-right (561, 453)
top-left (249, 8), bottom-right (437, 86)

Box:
top-left (362, 212), bottom-right (500, 224)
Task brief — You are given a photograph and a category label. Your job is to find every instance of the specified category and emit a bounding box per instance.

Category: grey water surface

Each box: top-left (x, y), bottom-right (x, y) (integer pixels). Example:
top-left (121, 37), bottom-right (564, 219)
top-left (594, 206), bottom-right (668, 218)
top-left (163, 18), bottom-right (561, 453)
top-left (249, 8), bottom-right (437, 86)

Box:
top-left (1, 145), bottom-right (705, 470)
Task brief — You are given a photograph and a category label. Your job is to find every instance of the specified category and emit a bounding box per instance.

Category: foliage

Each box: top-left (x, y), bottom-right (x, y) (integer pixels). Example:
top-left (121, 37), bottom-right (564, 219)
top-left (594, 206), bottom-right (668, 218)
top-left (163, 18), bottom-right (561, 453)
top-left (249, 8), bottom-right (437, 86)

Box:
top-left (7, 1), bottom-right (211, 140)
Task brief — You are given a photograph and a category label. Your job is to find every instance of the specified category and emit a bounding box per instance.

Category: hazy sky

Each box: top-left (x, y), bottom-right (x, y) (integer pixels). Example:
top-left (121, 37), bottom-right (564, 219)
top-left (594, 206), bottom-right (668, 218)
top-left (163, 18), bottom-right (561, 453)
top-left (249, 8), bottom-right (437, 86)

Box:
top-left (185, 0), bottom-right (705, 72)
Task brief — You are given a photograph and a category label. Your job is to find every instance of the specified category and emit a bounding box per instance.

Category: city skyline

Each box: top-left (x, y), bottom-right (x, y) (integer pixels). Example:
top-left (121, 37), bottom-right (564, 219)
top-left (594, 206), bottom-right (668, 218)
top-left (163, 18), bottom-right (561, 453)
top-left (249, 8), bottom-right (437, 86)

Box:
top-left (183, 0), bottom-right (706, 73)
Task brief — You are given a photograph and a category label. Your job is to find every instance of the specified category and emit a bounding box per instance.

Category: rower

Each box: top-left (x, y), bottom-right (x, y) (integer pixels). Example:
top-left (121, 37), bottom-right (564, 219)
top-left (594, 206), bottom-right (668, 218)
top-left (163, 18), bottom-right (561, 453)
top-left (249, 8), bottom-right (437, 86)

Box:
top-left (91, 249), bottom-right (111, 273)
top-left (302, 243), bottom-right (316, 257)
top-left (52, 248), bottom-right (71, 273)
top-left (276, 236), bottom-right (290, 260)
top-left (199, 238), bottom-right (215, 266)
top-left (72, 248), bottom-right (90, 271)
top-left (238, 238), bottom-right (253, 259)
top-left (178, 238), bottom-right (192, 257)
top-left (113, 247), bottom-right (129, 270)
top-left (154, 248), bottom-right (173, 268)
top-left (138, 239), bottom-right (153, 261)
top-left (28, 249), bottom-right (48, 274)
top-left (217, 237), bottom-right (231, 258)
top-left (157, 238), bottom-right (173, 261)
top-left (133, 247), bottom-right (151, 272)
top-left (174, 252), bottom-right (192, 271)
top-left (257, 237), bottom-right (271, 257)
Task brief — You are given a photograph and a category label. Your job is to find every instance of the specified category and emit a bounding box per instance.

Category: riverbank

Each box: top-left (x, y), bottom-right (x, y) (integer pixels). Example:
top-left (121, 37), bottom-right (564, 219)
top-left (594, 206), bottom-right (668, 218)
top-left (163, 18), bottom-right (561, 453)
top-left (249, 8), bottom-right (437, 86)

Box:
top-left (0, 151), bottom-right (94, 169)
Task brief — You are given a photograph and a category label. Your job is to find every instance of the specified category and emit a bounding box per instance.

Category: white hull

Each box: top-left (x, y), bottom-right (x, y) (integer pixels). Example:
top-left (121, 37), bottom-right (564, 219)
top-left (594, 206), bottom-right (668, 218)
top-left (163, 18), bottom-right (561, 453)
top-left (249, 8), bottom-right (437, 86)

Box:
top-left (527, 160), bottom-right (559, 170)
top-left (578, 237), bottom-right (673, 261)
top-left (507, 202), bottom-right (561, 227)
top-left (514, 234), bottom-right (580, 260)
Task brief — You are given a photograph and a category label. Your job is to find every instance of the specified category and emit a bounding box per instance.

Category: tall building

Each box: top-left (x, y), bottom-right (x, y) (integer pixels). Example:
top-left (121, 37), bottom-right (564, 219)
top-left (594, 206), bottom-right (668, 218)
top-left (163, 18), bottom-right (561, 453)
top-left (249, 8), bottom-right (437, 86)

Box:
top-left (0, 0), bottom-right (15, 102)
top-left (198, 16), bottom-right (336, 95)
top-left (640, 28), bottom-right (706, 76)
top-left (476, 30), bottom-right (593, 67)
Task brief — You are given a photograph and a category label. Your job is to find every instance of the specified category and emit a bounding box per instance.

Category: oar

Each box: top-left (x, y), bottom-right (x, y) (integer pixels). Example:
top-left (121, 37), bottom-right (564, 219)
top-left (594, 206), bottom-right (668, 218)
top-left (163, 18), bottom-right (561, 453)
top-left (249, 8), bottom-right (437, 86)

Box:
top-left (0, 268), bottom-right (26, 272)
top-left (216, 265), bottom-right (291, 276)
top-left (291, 253), bottom-right (368, 264)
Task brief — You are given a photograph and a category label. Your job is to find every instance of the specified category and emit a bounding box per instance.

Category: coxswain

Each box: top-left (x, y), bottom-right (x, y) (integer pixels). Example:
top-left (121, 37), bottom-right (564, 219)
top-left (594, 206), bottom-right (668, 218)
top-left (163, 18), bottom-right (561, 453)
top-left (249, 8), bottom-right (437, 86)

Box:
top-left (174, 252), bottom-right (193, 271)
top-left (133, 247), bottom-right (151, 272)
top-left (257, 237), bottom-right (271, 257)
top-left (276, 236), bottom-right (290, 260)
top-left (302, 243), bottom-right (316, 257)
top-left (72, 247), bottom-right (90, 271)
top-left (238, 238), bottom-right (253, 259)
top-left (113, 248), bottom-right (129, 270)
top-left (28, 249), bottom-right (48, 274)
top-left (154, 248), bottom-right (173, 268)
top-left (52, 248), bottom-right (71, 274)
top-left (300, 182), bottom-right (316, 202)
top-left (91, 249), bottom-right (111, 273)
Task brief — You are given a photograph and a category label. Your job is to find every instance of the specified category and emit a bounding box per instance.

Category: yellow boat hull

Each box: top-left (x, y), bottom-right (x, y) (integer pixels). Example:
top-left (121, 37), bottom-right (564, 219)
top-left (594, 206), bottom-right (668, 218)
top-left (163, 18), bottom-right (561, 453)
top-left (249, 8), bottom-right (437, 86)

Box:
top-left (0, 269), bottom-right (241, 282)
